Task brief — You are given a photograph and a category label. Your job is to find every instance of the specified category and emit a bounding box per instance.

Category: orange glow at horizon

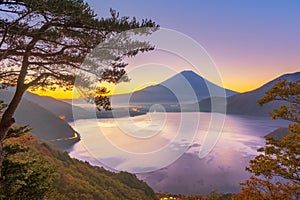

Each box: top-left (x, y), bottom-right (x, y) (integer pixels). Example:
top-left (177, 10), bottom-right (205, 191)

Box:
top-left (28, 43), bottom-right (299, 99)
top-left (30, 78), bottom-right (263, 99)
top-left (30, 89), bottom-right (73, 99)
top-left (31, 59), bottom-right (299, 99)
top-left (30, 69), bottom-right (298, 99)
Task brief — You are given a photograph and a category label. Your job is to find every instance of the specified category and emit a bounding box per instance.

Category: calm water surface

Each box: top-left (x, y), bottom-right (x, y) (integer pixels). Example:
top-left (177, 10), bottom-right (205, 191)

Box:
top-left (68, 112), bottom-right (289, 195)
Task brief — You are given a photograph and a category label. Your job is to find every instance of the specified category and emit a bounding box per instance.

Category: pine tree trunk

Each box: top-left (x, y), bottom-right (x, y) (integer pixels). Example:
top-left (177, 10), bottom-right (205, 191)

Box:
top-left (0, 86), bottom-right (25, 178)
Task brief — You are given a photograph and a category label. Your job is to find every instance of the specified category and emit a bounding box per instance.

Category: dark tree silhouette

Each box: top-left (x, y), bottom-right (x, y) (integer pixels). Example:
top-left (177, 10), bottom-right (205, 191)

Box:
top-left (0, 0), bottom-right (158, 177)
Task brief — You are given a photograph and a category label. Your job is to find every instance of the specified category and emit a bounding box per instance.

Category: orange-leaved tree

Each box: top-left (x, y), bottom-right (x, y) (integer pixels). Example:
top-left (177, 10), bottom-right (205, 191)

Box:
top-left (233, 80), bottom-right (300, 199)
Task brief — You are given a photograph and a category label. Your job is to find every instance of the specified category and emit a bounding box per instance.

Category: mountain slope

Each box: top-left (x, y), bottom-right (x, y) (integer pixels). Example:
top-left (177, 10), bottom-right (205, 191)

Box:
top-left (127, 70), bottom-right (237, 103)
top-left (265, 127), bottom-right (291, 140)
top-left (195, 71), bottom-right (300, 116)
top-left (226, 71), bottom-right (300, 116)
top-left (0, 90), bottom-right (79, 146)
top-left (23, 92), bottom-right (78, 122)
top-left (5, 135), bottom-right (157, 200)
top-left (3, 89), bottom-right (89, 122)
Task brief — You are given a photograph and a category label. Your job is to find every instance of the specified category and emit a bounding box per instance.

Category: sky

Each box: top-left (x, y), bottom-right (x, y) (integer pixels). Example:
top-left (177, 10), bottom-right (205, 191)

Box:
top-left (34, 0), bottom-right (300, 98)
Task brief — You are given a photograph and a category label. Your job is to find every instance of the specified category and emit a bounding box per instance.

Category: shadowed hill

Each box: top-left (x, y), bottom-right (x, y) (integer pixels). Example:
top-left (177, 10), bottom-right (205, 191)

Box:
top-left (195, 71), bottom-right (300, 116)
top-left (1, 89), bottom-right (91, 122)
top-left (22, 91), bottom-right (89, 122)
top-left (23, 92), bottom-right (79, 122)
top-left (265, 127), bottom-right (291, 140)
top-left (226, 71), bottom-right (300, 116)
top-left (0, 90), bottom-right (79, 147)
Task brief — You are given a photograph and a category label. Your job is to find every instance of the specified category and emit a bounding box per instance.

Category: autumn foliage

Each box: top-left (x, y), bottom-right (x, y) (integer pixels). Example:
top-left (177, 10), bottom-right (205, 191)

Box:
top-left (234, 80), bottom-right (300, 199)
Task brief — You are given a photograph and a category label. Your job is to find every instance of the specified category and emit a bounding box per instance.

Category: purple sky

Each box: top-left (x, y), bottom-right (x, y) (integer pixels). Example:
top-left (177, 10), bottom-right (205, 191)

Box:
top-left (85, 0), bottom-right (300, 92)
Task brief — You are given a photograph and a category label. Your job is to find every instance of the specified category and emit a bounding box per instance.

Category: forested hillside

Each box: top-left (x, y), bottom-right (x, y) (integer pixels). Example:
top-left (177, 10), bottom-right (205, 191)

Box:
top-left (1, 132), bottom-right (157, 200)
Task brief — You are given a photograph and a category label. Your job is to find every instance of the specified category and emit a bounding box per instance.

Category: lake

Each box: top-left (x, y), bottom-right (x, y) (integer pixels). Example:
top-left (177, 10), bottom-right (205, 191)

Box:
top-left (68, 112), bottom-right (289, 195)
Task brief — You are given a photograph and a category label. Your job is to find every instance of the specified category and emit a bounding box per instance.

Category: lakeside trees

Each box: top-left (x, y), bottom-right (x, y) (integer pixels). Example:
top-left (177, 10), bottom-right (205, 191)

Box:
top-left (0, 0), bottom-right (157, 177)
top-left (233, 80), bottom-right (300, 199)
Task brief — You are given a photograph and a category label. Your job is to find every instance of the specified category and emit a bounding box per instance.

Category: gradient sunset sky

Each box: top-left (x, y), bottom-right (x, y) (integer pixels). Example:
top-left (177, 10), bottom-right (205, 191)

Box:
top-left (36, 0), bottom-right (300, 98)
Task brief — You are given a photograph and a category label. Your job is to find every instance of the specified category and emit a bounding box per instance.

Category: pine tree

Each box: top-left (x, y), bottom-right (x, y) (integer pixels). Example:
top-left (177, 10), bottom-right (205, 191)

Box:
top-left (0, 0), bottom-right (158, 176)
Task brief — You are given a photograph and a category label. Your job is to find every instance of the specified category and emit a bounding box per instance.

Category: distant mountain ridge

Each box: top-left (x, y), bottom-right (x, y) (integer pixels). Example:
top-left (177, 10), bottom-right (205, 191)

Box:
top-left (226, 71), bottom-right (300, 116)
top-left (1, 87), bottom-right (94, 121)
top-left (115, 70), bottom-right (237, 104)
top-left (196, 71), bottom-right (300, 116)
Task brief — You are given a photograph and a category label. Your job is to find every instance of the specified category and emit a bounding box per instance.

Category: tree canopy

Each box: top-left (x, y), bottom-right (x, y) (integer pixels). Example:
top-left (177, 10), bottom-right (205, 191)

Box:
top-left (234, 79), bottom-right (300, 199)
top-left (0, 0), bottom-right (158, 176)
top-left (0, 0), bottom-right (157, 92)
